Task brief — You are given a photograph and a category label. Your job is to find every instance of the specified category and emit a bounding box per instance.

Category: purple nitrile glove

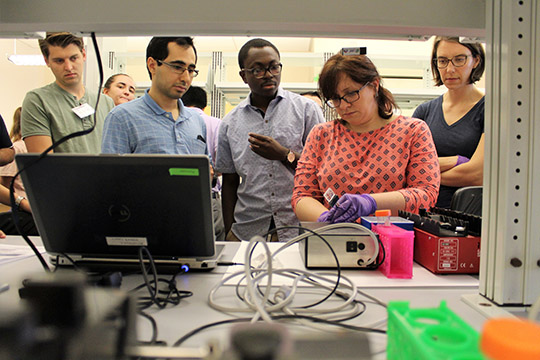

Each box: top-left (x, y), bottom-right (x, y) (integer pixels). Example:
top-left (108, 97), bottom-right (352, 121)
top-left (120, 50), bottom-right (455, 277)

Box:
top-left (317, 208), bottom-right (337, 223)
top-left (317, 211), bottom-right (331, 222)
top-left (330, 194), bottom-right (377, 223)
top-left (456, 155), bottom-right (470, 166)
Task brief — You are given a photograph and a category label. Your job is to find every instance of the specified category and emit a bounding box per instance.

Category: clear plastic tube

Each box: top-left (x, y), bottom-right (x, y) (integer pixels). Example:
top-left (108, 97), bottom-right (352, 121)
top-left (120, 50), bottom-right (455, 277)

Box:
top-left (375, 209), bottom-right (391, 226)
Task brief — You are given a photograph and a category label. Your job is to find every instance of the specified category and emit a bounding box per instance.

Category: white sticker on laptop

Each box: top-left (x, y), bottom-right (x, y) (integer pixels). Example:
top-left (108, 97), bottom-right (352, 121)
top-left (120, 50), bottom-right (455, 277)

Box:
top-left (106, 237), bottom-right (148, 246)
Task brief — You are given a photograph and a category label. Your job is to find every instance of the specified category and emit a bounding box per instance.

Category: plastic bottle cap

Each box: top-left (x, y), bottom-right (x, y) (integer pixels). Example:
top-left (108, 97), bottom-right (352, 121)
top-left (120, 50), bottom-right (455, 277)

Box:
top-left (480, 318), bottom-right (540, 360)
top-left (375, 210), bottom-right (391, 217)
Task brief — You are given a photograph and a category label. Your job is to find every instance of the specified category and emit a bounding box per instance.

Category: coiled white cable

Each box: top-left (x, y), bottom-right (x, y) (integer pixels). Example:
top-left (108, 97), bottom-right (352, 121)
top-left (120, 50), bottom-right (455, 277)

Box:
top-left (208, 223), bottom-right (383, 328)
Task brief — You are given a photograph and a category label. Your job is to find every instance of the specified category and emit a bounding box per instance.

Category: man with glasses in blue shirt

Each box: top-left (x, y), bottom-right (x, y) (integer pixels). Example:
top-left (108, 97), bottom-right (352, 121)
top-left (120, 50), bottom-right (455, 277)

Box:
top-left (102, 37), bottom-right (208, 157)
top-left (216, 38), bottom-right (324, 242)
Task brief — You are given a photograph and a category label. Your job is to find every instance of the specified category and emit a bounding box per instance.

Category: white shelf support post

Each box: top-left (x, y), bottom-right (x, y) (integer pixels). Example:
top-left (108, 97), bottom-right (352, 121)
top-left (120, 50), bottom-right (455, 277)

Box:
top-left (210, 51), bottom-right (224, 119)
top-left (480, 0), bottom-right (540, 306)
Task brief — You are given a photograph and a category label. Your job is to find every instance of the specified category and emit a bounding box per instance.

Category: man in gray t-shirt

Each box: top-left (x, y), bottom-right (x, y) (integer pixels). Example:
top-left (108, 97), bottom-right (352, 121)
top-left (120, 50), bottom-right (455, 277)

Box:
top-left (21, 32), bottom-right (113, 154)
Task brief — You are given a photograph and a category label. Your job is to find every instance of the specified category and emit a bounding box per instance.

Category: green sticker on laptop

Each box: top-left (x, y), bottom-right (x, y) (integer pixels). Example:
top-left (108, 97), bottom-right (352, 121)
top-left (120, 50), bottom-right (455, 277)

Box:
top-left (169, 168), bottom-right (199, 176)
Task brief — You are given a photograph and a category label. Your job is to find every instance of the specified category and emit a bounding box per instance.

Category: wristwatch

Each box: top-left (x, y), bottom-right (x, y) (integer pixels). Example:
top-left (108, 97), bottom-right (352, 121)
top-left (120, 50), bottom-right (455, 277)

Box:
top-left (286, 149), bottom-right (296, 164)
top-left (15, 195), bottom-right (26, 209)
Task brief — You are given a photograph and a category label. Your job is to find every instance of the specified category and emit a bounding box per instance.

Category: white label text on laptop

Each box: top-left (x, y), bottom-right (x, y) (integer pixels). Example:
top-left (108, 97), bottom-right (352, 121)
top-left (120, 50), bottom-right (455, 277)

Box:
top-left (106, 237), bottom-right (148, 246)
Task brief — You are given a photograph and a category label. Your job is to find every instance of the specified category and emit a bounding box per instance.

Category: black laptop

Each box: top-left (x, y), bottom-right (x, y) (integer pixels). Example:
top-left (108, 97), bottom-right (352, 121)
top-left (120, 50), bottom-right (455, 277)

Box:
top-left (16, 153), bottom-right (220, 272)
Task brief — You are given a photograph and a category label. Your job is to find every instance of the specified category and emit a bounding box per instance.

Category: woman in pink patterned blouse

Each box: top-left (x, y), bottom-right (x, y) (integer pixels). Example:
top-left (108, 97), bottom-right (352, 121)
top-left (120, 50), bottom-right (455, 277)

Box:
top-left (292, 54), bottom-right (440, 224)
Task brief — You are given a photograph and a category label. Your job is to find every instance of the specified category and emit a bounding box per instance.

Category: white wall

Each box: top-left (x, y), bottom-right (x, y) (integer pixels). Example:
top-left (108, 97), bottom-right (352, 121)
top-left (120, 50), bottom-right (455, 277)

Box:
top-left (0, 39), bottom-right (53, 132)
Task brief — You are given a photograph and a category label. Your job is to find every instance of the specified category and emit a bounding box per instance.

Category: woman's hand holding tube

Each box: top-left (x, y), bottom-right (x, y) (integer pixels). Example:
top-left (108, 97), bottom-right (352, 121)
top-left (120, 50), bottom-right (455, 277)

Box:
top-left (316, 194), bottom-right (377, 223)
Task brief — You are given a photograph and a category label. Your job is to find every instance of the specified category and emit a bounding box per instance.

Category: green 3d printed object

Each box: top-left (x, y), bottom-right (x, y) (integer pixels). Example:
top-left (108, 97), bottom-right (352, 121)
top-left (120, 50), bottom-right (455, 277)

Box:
top-left (387, 301), bottom-right (486, 360)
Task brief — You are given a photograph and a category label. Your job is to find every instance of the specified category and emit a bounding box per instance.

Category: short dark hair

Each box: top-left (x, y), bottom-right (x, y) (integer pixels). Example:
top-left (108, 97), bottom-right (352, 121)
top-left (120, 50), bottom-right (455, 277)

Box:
top-left (318, 54), bottom-right (398, 119)
top-left (104, 73), bottom-right (132, 90)
top-left (300, 91), bottom-right (322, 101)
top-left (238, 38), bottom-right (280, 69)
top-left (39, 32), bottom-right (84, 59)
top-left (146, 37), bottom-right (197, 79)
top-left (182, 86), bottom-right (207, 109)
top-left (431, 36), bottom-right (485, 86)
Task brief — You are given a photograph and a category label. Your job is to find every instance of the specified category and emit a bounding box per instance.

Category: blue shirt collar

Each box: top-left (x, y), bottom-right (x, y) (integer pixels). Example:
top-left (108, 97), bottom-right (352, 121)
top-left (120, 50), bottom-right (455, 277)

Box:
top-left (142, 89), bottom-right (187, 119)
top-left (240, 86), bottom-right (286, 110)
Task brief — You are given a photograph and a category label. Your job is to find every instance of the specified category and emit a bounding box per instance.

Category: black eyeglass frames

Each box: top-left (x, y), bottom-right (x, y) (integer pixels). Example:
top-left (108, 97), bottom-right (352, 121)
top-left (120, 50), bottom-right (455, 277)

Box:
top-left (157, 60), bottom-right (199, 77)
top-left (242, 63), bottom-right (283, 79)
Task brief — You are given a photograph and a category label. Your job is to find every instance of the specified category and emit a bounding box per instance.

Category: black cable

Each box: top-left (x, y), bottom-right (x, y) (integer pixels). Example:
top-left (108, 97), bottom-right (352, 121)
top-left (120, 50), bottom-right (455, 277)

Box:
top-left (229, 224), bottom-right (384, 325)
top-left (374, 235), bottom-right (386, 268)
top-left (9, 173), bottom-right (50, 271)
top-left (57, 252), bottom-right (83, 272)
top-left (172, 314), bottom-right (386, 347)
top-left (278, 314), bottom-right (387, 334)
top-left (132, 281), bottom-right (192, 310)
top-left (237, 224), bottom-right (375, 313)
top-left (9, 32), bottom-right (105, 273)
top-left (217, 261), bottom-right (244, 266)
top-left (137, 310), bottom-right (162, 345)
top-left (252, 273), bottom-right (369, 323)
top-left (138, 247), bottom-right (165, 309)
top-left (249, 224), bottom-right (342, 310)
top-left (173, 318), bottom-right (251, 347)
top-left (134, 247), bottom-right (192, 310)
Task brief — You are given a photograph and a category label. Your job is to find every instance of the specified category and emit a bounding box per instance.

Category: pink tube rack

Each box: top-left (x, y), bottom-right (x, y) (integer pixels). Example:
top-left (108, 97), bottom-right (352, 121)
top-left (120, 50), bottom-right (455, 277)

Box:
top-left (372, 224), bottom-right (414, 279)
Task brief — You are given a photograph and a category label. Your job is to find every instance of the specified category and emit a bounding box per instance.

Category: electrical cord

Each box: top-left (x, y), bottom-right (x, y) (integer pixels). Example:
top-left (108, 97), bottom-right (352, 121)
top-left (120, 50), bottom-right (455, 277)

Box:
top-left (132, 276), bottom-right (193, 310)
top-left (217, 261), bottom-right (245, 266)
top-left (255, 224), bottom-right (344, 309)
top-left (9, 32), bottom-right (105, 273)
top-left (210, 225), bottom-right (341, 319)
top-left (172, 314), bottom-right (386, 348)
top-left (128, 247), bottom-right (193, 348)
top-left (277, 275), bottom-right (372, 323)
top-left (134, 247), bottom-right (192, 310)
top-left (358, 289), bottom-right (388, 309)
top-left (373, 235), bottom-right (386, 268)
top-left (56, 252), bottom-right (82, 272)
top-left (208, 224), bottom-right (384, 328)
top-left (271, 224), bottom-right (387, 328)
top-left (136, 310), bottom-right (168, 346)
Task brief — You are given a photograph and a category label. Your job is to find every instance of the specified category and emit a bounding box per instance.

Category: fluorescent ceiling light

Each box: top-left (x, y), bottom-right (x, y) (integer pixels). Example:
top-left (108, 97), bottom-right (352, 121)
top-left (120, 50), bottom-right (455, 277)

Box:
top-left (8, 54), bottom-right (46, 66)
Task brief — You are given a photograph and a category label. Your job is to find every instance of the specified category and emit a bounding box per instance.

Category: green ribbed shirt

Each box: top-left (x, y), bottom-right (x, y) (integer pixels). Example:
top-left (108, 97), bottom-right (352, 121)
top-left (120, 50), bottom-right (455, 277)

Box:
top-left (21, 82), bottom-right (114, 153)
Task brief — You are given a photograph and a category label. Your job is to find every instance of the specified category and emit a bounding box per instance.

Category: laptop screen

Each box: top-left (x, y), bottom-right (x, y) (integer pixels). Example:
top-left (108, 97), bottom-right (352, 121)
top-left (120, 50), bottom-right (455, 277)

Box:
top-left (16, 154), bottom-right (215, 260)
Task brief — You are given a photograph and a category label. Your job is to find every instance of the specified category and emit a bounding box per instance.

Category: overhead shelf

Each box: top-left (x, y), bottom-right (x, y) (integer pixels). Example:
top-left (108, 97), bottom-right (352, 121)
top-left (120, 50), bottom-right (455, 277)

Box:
top-left (126, 50), bottom-right (442, 114)
top-left (213, 82), bottom-right (444, 109)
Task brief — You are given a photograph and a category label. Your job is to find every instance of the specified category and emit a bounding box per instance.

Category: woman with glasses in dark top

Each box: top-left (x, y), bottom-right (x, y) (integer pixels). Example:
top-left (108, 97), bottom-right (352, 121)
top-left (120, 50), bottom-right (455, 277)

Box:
top-left (413, 36), bottom-right (485, 208)
top-left (291, 54), bottom-right (440, 224)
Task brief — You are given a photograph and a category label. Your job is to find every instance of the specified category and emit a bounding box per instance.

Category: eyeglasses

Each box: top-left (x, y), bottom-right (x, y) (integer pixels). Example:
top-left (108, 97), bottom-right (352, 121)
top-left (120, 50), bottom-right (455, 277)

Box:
top-left (242, 63), bottom-right (282, 79)
top-left (325, 82), bottom-right (370, 109)
top-left (433, 55), bottom-right (471, 69)
top-left (157, 60), bottom-right (199, 77)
